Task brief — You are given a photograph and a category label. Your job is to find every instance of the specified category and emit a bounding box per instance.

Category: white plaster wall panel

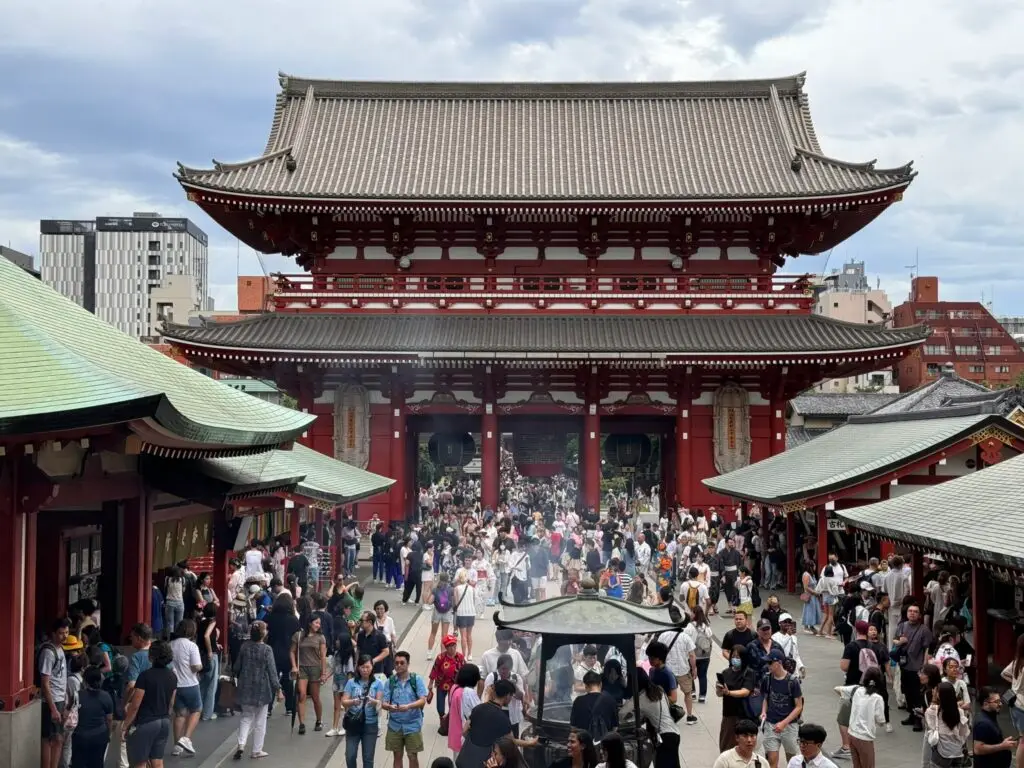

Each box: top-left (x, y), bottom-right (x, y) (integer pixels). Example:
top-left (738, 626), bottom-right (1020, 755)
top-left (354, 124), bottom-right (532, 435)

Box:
top-left (314, 389), bottom-right (336, 405)
top-left (641, 247), bottom-right (672, 261)
top-left (727, 246), bottom-right (757, 261)
top-left (412, 246), bottom-right (442, 260)
top-left (327, 246), bottom-right (358, 259)
top-left (545, 247), bottom-right (585, 261)
top-left (690, 246), bottom-right (721, 261)
top-left (448, 247), bottom-right (479, 260)
top-left (363, 246), bottom-right (392, 260)
top-left (601, 247), bottom-right (635, 261)
top-left (495, 246), bottom-right (537, 260)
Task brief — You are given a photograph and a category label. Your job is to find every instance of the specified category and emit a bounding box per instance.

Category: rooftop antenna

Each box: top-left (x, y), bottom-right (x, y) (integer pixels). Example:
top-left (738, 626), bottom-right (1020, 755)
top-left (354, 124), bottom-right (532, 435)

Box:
top-left (904, 248), bottom-right (919, 280)
top-left (818, 247), bottom-right (835, 281)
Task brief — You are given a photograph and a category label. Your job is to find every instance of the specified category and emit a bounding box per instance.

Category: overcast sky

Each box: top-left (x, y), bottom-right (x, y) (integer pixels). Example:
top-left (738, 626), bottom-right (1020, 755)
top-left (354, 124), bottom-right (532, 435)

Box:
top-left (1, 0), bottom-right (1021, 313)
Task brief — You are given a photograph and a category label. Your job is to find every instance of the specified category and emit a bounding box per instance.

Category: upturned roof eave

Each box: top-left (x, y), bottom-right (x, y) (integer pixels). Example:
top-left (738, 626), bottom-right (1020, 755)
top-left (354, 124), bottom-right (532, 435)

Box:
top-left (175, 174), bottom-right (913, 207)
top-left (704, 412), bottom-right (1024, 507)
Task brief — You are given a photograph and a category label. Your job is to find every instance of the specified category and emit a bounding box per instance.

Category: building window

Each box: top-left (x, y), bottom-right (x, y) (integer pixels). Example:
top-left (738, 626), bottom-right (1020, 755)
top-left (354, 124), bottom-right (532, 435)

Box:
top-left (968, 365), bottom-right (984, 374)
top-left (148, 269), bottom-right (160, 280)
top-left (148, 240), bottom-right (160, 251)
top-left (986, 346), bottom-right (1002, 355)
top-left (923, 345), bottom-right (948, 355)
top-left (954, 346), bottom-right (978, 356)
top-left (926, 363), bottom-right (939, 376)
top-left (994, 365), bottom-right (1010, 374)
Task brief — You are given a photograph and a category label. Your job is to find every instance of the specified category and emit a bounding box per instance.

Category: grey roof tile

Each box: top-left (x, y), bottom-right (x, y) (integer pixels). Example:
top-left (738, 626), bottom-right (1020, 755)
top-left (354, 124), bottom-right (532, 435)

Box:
top-left (837, 452), bottom-right (1024, 571)
top-left (163, 313), bottom-right (928, 356)
top-left (202, 443), bottom-right (394, 506)
top-left (704, 412), bottom-right (996, 503)
top-left (790, 392), bottom-right (901, 418)
top-left (868, 374), bottom-right (991, 415)
top-left (177, 74), bottom-right (915, 202)
top-left (786, 425), bottom-right (832, 449)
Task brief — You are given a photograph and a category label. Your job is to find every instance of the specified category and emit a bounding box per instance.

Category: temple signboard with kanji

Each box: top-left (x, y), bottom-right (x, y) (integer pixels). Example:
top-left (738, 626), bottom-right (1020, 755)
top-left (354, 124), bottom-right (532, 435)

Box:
top-left (163, 73), bottom-right (927, 522)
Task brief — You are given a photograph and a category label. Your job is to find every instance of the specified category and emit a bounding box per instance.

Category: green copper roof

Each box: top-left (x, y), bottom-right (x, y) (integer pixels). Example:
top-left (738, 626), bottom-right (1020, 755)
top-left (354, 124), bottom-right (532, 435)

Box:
top-left (703, 412), bottom-right (997, 504)
top-left (838, 452), bottom-right (1024, 571)
top-left (0, 255), bottom-right (313, 446)
top-left (202, 443), bottom-right (395, 506)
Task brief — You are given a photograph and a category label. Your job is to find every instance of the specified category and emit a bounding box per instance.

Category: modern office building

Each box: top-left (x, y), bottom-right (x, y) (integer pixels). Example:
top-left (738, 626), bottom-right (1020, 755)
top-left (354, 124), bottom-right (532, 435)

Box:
top-left (812, 261), bottom-right (896, 393)
top-left (39, 213), bottom-right (210, 338)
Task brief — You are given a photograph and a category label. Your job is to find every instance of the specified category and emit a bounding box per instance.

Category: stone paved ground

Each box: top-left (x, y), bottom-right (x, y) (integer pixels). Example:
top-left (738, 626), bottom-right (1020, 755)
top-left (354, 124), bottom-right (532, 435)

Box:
top-left (110, 574), bottom-right (1002, 768)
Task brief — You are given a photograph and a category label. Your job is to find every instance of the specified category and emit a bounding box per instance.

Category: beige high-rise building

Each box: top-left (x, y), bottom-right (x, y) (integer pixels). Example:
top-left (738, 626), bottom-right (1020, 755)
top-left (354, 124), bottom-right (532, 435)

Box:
top-left (813, 261), bottom-right (896, 393)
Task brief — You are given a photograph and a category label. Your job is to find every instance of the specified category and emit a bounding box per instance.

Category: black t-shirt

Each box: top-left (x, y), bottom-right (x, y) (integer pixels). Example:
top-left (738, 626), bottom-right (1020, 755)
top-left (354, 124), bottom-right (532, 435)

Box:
top-left (569, 690), bottom-right (619, 737)
top-left (841, 639), bottom-right (887, 685)
top-left (356, 629), bottom-right (389, 675)
top-left (76, 688), bottom-right (114, 736)
top-left (407, 548), bottom-right (424, 575)
top-left (722, 628), bottom-right (755, 655)
top-left (456, 701), bottom-right (513, 768)
top-left (134, 667), bottom-right (177, 726)
top-left (721, 667), bottom-right (757, 718)
top-left (973, 711), bottom-right (1011, 768)
top-left (287, 553), bottom-right (309, 580)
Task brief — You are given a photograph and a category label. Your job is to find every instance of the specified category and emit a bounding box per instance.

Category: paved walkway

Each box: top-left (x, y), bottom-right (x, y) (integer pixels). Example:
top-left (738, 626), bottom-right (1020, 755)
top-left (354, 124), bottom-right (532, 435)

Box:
top-left (112, 579), bottom-right (975, 768)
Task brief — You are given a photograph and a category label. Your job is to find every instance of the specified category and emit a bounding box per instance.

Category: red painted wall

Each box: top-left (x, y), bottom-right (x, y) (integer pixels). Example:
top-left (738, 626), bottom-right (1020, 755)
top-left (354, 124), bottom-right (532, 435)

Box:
top-left (365, 405), bottom-right (397, 522)
top-left (684, 406), bottom-right (770, 516)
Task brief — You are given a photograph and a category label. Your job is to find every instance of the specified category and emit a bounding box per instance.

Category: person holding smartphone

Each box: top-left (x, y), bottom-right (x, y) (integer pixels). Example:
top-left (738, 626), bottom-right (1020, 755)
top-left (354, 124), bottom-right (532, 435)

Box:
top-left (715, 646), bottom-right (756, 753)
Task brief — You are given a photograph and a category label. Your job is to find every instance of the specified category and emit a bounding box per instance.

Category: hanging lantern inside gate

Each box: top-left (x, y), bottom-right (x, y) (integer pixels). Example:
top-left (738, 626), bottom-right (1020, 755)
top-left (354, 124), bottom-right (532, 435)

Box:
top-left (603, 433), bottom-right (653, 469)
top-left (428, 432), bottom-right (475, 469)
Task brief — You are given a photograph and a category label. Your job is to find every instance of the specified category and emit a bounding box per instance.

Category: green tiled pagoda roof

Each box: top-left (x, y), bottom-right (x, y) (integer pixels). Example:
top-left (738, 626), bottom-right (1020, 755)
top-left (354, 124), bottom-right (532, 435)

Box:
top-left (703, 409), bottom-right (1018, 505)
top-left (0, 256), bottom-right (313, 447)
top-left (201, 443), bottom-right (394, 506)
top-left (838, 452), bottom-right (1024, 571)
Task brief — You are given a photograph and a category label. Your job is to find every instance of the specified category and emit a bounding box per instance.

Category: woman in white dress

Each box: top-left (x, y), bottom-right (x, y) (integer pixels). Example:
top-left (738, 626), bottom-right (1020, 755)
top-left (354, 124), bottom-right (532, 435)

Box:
top-left (452, 572), bottom-right (478, 660)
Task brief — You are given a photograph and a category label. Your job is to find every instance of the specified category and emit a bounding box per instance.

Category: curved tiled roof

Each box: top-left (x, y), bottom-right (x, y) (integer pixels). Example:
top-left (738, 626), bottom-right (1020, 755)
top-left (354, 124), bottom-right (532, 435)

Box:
top-left (790, 392), bottom-right (901, 418)
top-left (0, 255), bottom-right (313, 446)
top-left (162, 313), bottom-right (928, 357)
top-left (176, 73), bottom-right (914, 202)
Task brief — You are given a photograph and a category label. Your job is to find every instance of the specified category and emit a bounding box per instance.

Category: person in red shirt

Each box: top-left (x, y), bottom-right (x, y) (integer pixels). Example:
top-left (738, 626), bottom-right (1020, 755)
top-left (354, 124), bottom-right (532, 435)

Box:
top-left (428, 635), bottom-right (465, 722)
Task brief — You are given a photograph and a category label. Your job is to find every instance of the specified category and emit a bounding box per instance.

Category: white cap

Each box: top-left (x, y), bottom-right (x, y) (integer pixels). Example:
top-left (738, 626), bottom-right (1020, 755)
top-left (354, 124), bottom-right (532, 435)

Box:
top-left (779, 612), bottom-right (795, 623)
top-left (859, 580), bottom-right (875, 591)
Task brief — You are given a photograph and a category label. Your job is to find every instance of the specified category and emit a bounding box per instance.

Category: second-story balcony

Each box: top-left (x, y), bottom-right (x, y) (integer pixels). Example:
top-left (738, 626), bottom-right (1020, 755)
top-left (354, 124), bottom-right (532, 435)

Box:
top-left (267, 272), bottom-right (815, 314)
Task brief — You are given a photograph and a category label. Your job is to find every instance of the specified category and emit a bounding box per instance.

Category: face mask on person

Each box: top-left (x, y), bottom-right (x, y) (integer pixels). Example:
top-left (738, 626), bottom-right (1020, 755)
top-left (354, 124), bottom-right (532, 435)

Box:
top-left (730, 658), bottom-right (742, 669)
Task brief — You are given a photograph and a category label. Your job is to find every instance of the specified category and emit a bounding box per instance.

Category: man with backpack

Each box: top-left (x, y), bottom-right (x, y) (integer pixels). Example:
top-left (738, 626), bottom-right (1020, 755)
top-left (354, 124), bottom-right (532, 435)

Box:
top-left (759, 650), bottom-right (803, 768)
top-left (655, 605), bottom-right (699, 725)
top-left (381, 650), bottom-right (428, 768)
top-left (38, 618), bottom-right (71, 768)
top-left (569, 670), bottom-right (618, 740)
top-left (680, 566), bottom-right (710, 618)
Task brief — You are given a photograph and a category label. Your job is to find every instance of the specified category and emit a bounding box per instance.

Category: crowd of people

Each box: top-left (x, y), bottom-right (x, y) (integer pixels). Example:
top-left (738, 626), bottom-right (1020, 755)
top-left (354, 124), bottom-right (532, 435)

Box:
top-left (34, 463), bottom-right (1024, 768)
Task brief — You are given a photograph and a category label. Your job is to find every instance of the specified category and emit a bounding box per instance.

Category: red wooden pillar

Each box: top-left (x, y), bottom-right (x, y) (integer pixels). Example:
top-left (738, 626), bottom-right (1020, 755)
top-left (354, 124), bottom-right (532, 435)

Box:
top-left (298, 380), bottom-right (315, 448)
top-left (212, 513), bottom-right (231, 644)
top-left (815, 506), bottom-right (828, 572)
top-left (910, 551), bottom-right (925, 603)
top-left (121, 494), bottom-right (147, 635)
top-left (971, 564), bottom-right (989, 688)
top-left (674, 401), bottom-right (691, 509)
top-left (289, 506), bottom-right (300, 550)
top-left (786, 511), bottom-right (797, 592)
top-left (0, 452), bottom-right (39, 713)
top-left (481, 407), bottom-right (499, 512)
top-left (769, 398), bottom-right (786, 456)
top-left (582, 406), bottom-right (601, 512)
top-left (390, 378), bottom-right (407, 523)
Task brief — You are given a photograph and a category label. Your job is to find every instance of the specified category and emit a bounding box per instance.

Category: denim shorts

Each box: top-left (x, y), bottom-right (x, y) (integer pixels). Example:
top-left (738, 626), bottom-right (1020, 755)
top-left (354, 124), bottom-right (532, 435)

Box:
top-left (1011, 704), bottom-right (1024, 734)
top-left (174, 685), bottom-right (202, 713)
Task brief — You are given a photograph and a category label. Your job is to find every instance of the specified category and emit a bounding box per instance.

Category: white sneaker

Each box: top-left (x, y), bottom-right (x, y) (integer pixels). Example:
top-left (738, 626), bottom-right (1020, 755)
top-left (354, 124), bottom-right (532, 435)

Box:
top-left (180, 737), bottom-right (196, 755)
top-left (422, 604), bottom-right (431, 611)
top-left (885, 723), bottom-right (894, 733)
top-left (172, 746), bottom-right (184, 757)
top-left (325, 729), bottom-right (339, 737)
top-left (467, 654), bottom-right (473, 661)
top-left (426, 650), bottom-right (434, 660)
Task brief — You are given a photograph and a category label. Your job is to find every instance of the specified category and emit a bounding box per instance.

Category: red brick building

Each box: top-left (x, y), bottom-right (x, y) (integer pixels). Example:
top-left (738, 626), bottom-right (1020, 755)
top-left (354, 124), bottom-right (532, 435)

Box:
top-left (892, 276), bottom-right (1024, 390)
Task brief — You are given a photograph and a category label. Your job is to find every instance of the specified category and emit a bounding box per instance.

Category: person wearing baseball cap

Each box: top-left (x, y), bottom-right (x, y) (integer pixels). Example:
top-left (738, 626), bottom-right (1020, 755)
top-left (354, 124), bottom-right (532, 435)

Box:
top-left (771, 614), bottom-right (805, 679)
top-left (761, 649), bottom-right (803, 765)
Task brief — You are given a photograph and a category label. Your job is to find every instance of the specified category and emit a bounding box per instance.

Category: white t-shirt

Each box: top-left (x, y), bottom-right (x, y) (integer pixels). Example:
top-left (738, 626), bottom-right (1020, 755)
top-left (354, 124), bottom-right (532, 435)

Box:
top-left (453, 583), bottom-right (477, 617)
top-left (655, 630), bottom-right (696, 677)
top-left (479, 647), bottom-right (529, 681)
top-left (244, 549), bottom-right (264, 579)
top-left (171, 637), bottom-right (202, 688)
top-left (838, 685), bottom-right (885, 741)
